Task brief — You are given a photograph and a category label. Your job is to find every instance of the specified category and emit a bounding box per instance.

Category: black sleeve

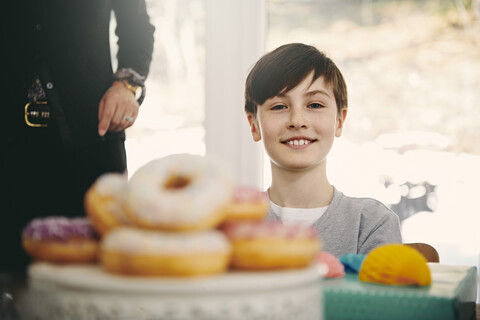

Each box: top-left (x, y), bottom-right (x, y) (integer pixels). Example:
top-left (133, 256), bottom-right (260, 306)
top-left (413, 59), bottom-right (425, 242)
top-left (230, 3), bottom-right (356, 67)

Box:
top-left (112, 0), bottom-right (155, 77)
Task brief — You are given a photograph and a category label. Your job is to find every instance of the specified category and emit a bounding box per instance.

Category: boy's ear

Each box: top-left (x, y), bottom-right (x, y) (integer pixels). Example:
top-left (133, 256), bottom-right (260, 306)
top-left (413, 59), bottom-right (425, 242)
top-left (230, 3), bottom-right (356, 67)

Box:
top-left (335, 108), bottom-right (348, 137)
top-left (247, 113), bottom-right (262, 142)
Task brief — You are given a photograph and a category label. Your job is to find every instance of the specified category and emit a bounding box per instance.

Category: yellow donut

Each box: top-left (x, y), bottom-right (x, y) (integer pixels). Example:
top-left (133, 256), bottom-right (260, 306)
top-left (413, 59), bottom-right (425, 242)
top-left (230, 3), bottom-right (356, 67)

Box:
top-left (124, 154), bottom-right (233, 231)
top-left (100, 227), bottom-right (232, 277)
top-left (84, 173), bottom-right (129, 236)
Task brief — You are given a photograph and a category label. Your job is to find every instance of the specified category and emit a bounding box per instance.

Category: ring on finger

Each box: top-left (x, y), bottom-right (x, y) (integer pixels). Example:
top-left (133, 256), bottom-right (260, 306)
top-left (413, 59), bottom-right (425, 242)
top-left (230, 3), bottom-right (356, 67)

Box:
top-left (124, 116), bottom-right (134, 123)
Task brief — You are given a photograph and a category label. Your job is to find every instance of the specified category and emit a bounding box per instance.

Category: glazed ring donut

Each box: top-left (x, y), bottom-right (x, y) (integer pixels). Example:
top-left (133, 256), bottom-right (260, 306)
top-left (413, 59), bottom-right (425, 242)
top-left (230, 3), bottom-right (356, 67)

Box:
top-left (22, 217), bottom-right (99, 263)
top-left (124, 154), bottom-right (233, 231)
top-left (84, 172), bottom-right (129, 236)
top-left (222, 186), bottom-right (269, 223)
top-left (221, 221), bottom-right (321, 270)
top-left (100, 227), bottom-right (232, 277)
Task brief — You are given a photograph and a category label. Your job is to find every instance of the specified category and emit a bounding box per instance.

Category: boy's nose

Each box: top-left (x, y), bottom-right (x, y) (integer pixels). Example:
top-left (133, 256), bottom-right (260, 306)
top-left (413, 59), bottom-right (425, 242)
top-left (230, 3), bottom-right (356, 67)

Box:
top-left (288, 108), bottom-right (307, 128)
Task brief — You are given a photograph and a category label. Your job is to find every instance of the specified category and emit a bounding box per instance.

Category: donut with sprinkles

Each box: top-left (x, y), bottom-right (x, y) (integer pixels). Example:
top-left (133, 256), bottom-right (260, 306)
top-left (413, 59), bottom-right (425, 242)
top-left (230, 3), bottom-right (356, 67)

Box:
top-left (22, 216), bottom-right (99, 263)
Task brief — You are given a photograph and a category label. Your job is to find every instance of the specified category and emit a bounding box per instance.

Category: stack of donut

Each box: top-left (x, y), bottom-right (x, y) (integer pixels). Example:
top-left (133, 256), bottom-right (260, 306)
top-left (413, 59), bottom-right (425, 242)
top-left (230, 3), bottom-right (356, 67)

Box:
top-left (22, 153), bottom-right (321, 277)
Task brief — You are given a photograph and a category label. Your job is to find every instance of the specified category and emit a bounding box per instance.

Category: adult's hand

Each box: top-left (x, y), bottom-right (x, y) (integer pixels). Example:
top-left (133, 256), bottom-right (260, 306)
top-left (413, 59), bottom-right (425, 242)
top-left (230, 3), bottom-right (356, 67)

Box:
top-left (98, 81), bottom-right (139, 136)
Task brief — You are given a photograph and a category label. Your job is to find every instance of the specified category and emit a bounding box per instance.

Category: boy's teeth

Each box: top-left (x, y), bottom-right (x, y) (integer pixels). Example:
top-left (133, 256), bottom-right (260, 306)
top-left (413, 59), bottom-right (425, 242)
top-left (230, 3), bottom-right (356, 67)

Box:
top-left (288, 139), bottom-right (309, 146)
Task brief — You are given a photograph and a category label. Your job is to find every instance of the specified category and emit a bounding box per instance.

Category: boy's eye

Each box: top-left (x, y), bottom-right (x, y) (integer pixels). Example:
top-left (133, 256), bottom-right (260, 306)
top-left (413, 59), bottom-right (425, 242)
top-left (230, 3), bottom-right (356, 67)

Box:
top-left (308, 103), bottom-right (325, 109)
top-left (271, 104), bottom-right (286, 110)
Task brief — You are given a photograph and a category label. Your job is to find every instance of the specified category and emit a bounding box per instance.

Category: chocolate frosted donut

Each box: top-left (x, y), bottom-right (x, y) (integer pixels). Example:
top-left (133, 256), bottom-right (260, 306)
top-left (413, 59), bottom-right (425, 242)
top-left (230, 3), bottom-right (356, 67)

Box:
top-left (22, 216), bottom-right (99, 263)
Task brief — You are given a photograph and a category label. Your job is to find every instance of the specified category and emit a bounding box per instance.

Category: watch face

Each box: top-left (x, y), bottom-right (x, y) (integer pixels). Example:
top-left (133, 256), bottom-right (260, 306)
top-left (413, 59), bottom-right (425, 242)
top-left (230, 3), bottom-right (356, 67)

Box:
top-left (121, 80), bottom-right (144, 101)
top-left (131, 85), bottom-right (142, 100)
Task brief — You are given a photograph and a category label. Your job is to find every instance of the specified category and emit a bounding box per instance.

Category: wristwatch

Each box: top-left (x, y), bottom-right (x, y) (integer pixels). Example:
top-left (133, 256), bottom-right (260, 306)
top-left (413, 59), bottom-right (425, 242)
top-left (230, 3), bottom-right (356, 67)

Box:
top-left (114, 68), bottom-right (146, 105)
top-left (121, 80), bottom-right (143, 101)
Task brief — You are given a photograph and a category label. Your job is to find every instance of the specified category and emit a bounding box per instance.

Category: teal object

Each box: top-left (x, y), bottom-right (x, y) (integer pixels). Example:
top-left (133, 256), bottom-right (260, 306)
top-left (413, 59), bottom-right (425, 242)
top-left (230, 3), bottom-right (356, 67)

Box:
top-left (339, 254), bottom-right (366, 273)
top-left (321, 264), bottom-right (477, 320)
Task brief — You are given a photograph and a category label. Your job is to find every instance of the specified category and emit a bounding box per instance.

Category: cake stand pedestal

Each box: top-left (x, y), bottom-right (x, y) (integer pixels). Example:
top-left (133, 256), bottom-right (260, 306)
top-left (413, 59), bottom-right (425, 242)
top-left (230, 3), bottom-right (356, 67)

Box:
top-left (19, 262), bottom-right (325, 320)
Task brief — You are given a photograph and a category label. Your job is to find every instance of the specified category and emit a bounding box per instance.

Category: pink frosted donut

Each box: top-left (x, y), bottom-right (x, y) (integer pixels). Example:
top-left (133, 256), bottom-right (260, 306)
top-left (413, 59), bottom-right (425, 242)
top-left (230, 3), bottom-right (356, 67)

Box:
top-left (221, 221), bottom-right (321, 270)
top-left (22, 216), bottom-right (99, 263)
top-left (222, 186), bottom-right (269, 223)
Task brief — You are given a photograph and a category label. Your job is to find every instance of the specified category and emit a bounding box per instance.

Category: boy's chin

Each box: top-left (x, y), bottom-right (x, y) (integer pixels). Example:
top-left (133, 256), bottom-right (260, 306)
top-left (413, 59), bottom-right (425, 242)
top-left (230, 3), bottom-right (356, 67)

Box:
top-left (273, 159), bottom-right (325, 172)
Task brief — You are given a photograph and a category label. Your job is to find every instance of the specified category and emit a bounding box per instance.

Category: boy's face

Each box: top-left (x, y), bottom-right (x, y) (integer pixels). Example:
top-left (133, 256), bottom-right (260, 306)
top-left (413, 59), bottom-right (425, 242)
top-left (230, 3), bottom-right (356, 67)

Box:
top-left (247, 72), bottom-right (347, 172)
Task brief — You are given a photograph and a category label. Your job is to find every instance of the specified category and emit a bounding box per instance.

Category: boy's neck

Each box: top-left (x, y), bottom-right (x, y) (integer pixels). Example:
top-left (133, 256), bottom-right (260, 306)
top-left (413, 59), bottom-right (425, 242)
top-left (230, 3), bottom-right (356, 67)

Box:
top-left (268, 163), bottom-right (334, 209)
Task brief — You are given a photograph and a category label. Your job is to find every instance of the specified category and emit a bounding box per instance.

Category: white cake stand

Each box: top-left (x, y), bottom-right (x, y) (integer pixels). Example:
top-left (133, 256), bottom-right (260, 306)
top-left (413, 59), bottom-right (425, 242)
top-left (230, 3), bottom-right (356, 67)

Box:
top-left (19, 262), bottom-right (326, 320)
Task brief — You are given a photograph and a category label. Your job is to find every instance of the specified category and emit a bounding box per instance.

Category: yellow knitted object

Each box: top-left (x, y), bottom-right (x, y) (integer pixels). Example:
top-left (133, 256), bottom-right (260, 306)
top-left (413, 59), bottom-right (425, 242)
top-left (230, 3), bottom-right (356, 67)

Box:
top-left (359, 244), bottom-right (431, 286)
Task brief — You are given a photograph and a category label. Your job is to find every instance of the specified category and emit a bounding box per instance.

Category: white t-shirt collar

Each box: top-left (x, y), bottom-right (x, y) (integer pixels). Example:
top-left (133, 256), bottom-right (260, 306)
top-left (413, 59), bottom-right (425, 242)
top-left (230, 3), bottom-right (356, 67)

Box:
top-left (269, 200), bottom-right (328, 226)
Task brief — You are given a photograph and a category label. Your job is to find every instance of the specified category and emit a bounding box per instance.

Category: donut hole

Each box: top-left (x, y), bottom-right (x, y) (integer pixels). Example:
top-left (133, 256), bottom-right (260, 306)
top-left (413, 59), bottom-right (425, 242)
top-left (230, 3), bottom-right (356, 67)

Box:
top-left (164, 175), bottom-right (191, 189)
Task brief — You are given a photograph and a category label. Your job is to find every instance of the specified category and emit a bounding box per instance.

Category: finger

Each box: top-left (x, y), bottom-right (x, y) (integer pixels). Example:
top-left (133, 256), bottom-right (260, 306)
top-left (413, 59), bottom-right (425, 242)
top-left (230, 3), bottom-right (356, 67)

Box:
top-left (131, 104), bottom-right (140, 118)
top-left (98, 98), bottom-right (110, 136)
top-left (98, 99), bottom-right (117, 136)
top-left (122, 115), bottom-right (136, 128)
top-left (109, 104), bottom-right (127, 132)
top-left (115, 102), bottom-right (139, 130)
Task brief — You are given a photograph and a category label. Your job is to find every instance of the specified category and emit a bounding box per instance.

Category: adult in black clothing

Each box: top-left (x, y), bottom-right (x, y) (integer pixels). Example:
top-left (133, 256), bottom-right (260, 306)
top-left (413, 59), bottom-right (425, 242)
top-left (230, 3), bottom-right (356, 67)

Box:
top-left (0, 0), bottom-right (155, 273)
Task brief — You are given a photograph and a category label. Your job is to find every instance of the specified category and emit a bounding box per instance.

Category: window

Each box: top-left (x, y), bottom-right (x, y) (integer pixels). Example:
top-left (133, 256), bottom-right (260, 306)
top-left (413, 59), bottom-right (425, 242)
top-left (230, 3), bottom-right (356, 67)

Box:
top-left (267, 0), bottom-right (480, 268)
top-left (115, 0), bottom-right (479, 270)
top-left (122, 0), bottom-right (265, 187)
top-left (125, 0), bottom-right (207, 175)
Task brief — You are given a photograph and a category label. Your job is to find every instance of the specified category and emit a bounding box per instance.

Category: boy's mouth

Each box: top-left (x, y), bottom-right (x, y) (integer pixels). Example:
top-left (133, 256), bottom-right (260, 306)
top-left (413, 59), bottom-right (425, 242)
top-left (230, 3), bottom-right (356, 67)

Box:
top-left (281, 138), bottom-right (317, 146)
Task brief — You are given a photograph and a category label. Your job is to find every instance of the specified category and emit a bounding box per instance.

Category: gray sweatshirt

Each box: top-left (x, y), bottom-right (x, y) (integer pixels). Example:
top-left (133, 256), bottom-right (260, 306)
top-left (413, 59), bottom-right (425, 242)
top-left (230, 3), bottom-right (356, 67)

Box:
top-left (267, 187), bottom-right (402, 257)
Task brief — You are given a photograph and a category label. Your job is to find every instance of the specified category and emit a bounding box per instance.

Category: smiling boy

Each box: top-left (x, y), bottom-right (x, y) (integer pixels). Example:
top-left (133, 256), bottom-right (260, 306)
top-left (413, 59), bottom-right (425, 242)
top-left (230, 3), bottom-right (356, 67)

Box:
top-left (245, 43), bottom-right (402, 256)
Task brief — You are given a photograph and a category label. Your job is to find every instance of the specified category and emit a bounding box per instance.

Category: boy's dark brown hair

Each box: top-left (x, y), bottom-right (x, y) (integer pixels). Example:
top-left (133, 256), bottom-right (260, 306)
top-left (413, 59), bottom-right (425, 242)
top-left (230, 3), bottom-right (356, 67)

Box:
top-left (245, 43), bottom-right (348, 115)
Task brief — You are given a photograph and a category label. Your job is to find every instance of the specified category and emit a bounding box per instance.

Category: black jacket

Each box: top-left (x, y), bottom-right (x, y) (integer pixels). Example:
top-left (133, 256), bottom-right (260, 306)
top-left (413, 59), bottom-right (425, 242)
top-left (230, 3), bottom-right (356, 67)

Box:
top-left (1, 0), bottom-right (155, 147)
